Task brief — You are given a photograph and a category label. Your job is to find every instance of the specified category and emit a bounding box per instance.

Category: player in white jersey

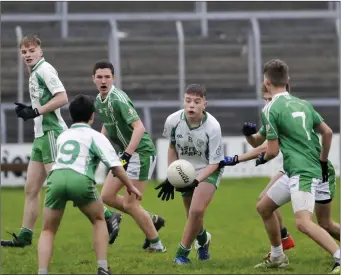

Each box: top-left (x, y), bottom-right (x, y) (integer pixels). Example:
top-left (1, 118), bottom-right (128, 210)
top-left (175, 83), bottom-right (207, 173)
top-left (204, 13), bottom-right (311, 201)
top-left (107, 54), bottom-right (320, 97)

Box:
top-left (155, 84), bottom-right (224, 264)
top-left (1, 35), bottom-right (69, 248)
top-left (38, 95), bottom-right (141, 275)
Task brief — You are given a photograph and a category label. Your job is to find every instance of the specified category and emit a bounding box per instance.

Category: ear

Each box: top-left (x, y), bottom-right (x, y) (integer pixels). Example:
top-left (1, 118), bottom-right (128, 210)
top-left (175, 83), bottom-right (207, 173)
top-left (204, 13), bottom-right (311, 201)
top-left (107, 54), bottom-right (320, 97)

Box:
top-left (204, 100), bottom-right (207, 109)
top-left (92, 75), bottom-right (96, 83)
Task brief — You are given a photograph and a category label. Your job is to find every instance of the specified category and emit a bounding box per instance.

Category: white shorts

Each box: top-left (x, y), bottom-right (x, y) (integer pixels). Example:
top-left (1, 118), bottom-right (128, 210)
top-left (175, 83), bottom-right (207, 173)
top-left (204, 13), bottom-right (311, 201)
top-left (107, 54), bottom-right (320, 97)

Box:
top-left (315, 181), bottom-right (333, 202)
top-left (266, 173), bottom-right (321, 213)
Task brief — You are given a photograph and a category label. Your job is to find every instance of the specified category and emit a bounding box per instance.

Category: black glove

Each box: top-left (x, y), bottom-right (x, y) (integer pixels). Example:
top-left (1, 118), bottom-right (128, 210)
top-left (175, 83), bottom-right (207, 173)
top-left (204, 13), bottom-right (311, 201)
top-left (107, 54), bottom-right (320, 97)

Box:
top-left (17, 106), bottom-right (40, 121)
top-left (120, 152), bottom-right (132, 171)
top-left (175, 179), bottom-right (199, 193)
top-left (14, 102), bottom-right (31, 117)
top-left (256, 152), bottom-right (268, 166)
top-left (320, 160), bottom-right (329, 183)
top-left (155, 179), bottom-right (174, 201)
top-left (242, 122), bottom-right (257, 136)
top-left (219, 155), bottom-right (239, 168)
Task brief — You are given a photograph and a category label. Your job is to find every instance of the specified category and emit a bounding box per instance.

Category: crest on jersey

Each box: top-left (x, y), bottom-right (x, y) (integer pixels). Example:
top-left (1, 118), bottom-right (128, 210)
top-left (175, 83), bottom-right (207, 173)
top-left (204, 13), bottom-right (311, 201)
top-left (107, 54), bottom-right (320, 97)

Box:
top-left (216, 145), bottom-right (221, 156)
top-left (49, 77), bottom-right (60, 87)
top-left (196, 139), bottom-right (204, 148)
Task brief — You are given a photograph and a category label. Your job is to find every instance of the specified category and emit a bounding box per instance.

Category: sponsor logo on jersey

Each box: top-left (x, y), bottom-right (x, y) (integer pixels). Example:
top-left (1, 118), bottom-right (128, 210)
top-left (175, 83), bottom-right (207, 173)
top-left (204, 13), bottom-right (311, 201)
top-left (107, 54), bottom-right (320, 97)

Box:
top-left (49, 77), bottom-right (61, 87)
top-left (188, 136), bottom-right (193, 143)
top-left (177, 134), bottom-right (183, 138)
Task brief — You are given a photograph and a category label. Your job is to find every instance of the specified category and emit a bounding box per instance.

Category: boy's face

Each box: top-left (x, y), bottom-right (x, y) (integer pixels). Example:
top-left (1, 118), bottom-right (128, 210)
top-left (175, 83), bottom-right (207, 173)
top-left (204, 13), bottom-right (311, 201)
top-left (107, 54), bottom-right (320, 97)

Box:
top-left (183, 93), bottom-right (207, 119)
top-left (20, 44), bottom-right (42, 66)
top-left (92, 68), bottom-right (114, 95)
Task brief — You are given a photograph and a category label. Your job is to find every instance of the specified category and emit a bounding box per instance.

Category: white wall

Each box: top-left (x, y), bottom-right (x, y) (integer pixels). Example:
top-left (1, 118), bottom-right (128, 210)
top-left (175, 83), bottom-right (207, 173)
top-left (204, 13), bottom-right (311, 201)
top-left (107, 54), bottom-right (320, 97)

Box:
top-left (1, 135), bottom-right (339, 186)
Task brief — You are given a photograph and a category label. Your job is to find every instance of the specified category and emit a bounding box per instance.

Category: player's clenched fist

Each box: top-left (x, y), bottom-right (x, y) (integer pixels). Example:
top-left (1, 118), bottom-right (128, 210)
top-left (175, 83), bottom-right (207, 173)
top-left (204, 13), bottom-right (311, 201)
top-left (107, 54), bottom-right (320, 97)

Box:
top-left (242, 122), bottom-right (257, 136)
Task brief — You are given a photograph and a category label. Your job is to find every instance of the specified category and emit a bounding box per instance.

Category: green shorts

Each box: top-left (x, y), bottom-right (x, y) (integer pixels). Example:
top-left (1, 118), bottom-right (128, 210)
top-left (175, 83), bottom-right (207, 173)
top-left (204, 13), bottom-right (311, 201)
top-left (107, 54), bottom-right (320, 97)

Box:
top-left (44, 169), bottom-right (99, 210)
top-left (31, 130), bottom-right (62, 164)
top-left (181, 167), bottom-right (224, 197)
top-left (125, 152), bottom-right (157, 181)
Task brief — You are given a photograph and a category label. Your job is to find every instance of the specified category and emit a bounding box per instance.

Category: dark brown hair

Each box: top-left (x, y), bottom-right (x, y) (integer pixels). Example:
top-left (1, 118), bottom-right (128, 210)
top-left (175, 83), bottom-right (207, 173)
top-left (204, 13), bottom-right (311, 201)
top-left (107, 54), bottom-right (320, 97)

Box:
top-left (185, 84), bottom-right (206, 98)
top-left (263, 59), bottom-right (289, 87)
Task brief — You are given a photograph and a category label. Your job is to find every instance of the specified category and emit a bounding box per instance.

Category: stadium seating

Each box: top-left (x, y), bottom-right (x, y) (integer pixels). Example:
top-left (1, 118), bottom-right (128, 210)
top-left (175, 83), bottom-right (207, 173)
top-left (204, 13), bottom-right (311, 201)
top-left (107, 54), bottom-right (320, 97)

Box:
top-left (1, 1), bottom-right (339, 142)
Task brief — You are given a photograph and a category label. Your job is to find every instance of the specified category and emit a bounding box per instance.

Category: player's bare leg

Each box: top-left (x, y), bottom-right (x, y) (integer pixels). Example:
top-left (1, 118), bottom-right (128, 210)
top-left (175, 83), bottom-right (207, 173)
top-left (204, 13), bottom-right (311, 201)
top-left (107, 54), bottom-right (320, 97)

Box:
top-left (255, 194), bottom-right (288, 268)
top-left (291, 191), bottom-right (340, 272)
top-left (174, 182), bottom-right (215, 264)
top-left (38, 207), bottom-right (64, 274)
top-left (122, 179), bottom-right (165, 252)
top-left (101, 173), bottom-right (165, 249)
top-left (259, 172), bottom-right (295, 254)
top-left (79, 200), bottom-right (113, 275)
top-left (1, 160), bottom-right (48, 247)
top-left (315, 202), bottom-right (340, 241)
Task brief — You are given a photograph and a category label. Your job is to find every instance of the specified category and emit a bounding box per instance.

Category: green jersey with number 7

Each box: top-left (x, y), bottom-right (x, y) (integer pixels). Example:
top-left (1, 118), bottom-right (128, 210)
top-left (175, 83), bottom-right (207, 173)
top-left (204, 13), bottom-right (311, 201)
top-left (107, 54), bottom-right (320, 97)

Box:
top-left (261, 92), bottom-right (323, 179)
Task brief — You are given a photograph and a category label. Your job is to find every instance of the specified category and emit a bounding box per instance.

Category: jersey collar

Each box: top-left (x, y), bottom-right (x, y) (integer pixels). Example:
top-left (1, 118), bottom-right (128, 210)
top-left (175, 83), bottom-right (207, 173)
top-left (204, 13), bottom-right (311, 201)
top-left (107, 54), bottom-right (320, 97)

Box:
top-left (31, 57), bottom-right (45, 73)
top-left (182, 110), bottom-right (208, 130)
top-left (71, 123), bottom-right (91, 129)
top-left (98, 85), bottom-right (115, 103)
top-left (272, 91), bottom-right (289, 100)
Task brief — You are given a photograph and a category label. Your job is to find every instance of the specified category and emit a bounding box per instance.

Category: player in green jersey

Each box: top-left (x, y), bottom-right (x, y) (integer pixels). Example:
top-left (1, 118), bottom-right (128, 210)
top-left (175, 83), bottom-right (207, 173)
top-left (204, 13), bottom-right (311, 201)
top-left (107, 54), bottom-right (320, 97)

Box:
top-left (1, 35), bottom-right (69, 248)
top-left (254, 59), bottom-right (340, 273)
top-left (38, 95), bottom-right (142, 275)
top-left (221, 84), bottom-right (339, 262)
top-left (93, 61), bottom-right (165, 252)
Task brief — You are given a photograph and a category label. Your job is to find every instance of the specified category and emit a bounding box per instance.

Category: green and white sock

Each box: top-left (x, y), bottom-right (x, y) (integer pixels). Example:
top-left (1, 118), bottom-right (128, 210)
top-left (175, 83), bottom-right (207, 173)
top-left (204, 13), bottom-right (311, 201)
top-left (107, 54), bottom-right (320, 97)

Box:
top-left (18, 227), bottom-right (33, 242)
top-left (104, 207), bottom-right (113, 220)
top-left (175, 243), bottom-right (191, 258)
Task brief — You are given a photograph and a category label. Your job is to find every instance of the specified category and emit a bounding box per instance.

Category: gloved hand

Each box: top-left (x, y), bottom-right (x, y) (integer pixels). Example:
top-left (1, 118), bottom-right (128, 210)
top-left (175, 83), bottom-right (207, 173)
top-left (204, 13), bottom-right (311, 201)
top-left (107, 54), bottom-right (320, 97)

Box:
top-left (256, 152), bottom-right (268, 166)
top-left (175, 179), bottom-right (199, 193)
top-left (242, 122), bottom-right (257, 136)
top-left (120, 152), bottom-right (132, 171)
top-left (14, 102), bottom-right (31, 117)
top-left (320, 160), bottom-right (329, 183)
top-left (17, 105), bottom-right (40, 121)
top-left (155, 179), bottom-right (174, 201)
top-left (219, 155), bottom-right (239, 167)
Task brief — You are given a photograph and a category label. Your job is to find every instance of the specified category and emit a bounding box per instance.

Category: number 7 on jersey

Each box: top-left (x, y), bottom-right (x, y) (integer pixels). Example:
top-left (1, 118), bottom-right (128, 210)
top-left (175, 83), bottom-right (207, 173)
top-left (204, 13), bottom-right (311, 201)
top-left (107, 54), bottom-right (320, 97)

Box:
top-left (291, 111), bottom-right (311, 140)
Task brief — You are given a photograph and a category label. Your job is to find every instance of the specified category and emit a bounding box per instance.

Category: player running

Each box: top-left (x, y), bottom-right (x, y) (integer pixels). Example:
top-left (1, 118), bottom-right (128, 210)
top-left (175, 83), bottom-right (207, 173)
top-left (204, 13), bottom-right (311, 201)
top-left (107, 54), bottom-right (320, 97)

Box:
top-left (221, 83), bottom-right (339, 260)
top-left (93, 61), bottom-right (166, 252)
top-left (1, 35), bottom-right (69, 248)
top-left (155, 84), bottom-right (224, 264)
top-left (37, 95), bottom-right (142, 275)
top-left (253, 59), bottom-right (339, 273)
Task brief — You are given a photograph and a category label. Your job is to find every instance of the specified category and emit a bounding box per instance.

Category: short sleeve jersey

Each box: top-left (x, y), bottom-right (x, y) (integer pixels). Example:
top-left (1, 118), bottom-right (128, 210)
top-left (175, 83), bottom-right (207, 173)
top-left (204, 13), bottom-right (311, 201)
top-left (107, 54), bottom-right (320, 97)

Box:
top-left (52, 123), bottom-right (122, 182)
top-left (163, 110), bottom-right (224, 171)
top-left (29, 58), bottom-right (68, 138)
top-left (95, 86), bottom-right (156, 154)
top-left (261, 92), bottom-right (323, 178)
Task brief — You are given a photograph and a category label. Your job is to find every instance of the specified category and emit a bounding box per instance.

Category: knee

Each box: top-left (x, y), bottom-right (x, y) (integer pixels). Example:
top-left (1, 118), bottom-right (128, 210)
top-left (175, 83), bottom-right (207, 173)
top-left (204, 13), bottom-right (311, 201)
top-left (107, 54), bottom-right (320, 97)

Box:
top-left (256, 201), bottom-right (267, 216)
top-left (122, 200), bottom-right (138, 214)
top-left (101, 192), bottom-right (118, 205)
top-left (24, 182), bottom-right (40, 198)
top-left (258, 193), bottom-right (264, 202)
top-left (188, 208), bottom-right (205, 221)
top-left (295, 218), bottom-right (309, 234)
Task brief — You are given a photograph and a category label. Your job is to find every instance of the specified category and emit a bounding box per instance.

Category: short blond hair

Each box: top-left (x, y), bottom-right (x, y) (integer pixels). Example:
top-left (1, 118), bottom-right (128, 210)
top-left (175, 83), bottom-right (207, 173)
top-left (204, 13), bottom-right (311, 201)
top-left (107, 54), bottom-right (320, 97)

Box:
top-left (19, 35), bottom-right (41, 48)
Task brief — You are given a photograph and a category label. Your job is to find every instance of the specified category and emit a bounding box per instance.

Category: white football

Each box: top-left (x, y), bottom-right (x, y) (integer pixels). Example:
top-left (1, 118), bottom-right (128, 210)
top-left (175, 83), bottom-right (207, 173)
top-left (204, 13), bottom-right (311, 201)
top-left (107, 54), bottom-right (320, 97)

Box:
top-left (167, 159), bottom-right (196, 188)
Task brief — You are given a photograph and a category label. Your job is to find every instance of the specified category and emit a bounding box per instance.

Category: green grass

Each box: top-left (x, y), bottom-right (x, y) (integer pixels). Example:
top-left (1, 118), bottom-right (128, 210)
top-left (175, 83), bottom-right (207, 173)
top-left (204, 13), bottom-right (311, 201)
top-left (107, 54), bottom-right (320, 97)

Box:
top-left (1, 177), bottom-right (340, 274)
